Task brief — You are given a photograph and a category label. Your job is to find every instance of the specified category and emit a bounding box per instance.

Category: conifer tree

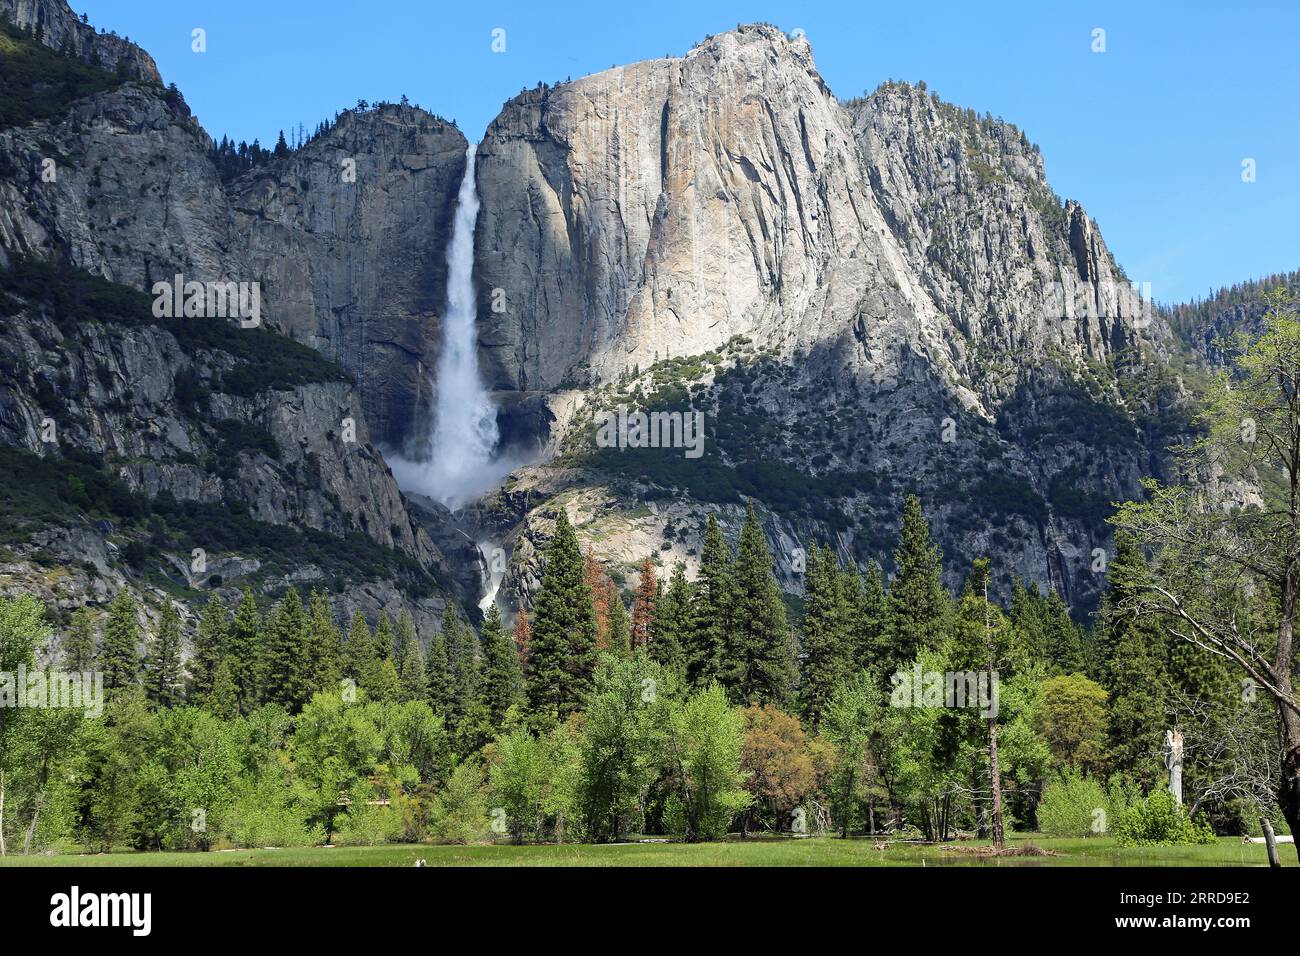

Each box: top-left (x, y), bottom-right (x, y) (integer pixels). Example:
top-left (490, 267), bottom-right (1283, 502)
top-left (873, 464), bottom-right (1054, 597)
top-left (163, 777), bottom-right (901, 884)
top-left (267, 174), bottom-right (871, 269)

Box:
top-left (188, 594), bottom-right (228, 701)
top-left (63, 607), bottom-right (97, 671)
top-left (101, 589), bottom-right (141, 690)
top-left (425, 617), bottom-right (452, 716)
top-left (650, 562), bottom-right (691, 680)
top-left (584, 547), bottom-right (615, 650)
top-left (721, 505), bottom-right (795, 705)
top-left (398, 629), bottom-right (428, 703)
top-left (205, 658), bottom-right (240, 720)
top-left (847, 560), bottom-right (887, 672)
top-left (688, 513), bottom-right (733, 687)
top-left (373, 612), bottom-right (396, 662)
top-left (343, 610), bottom-right (373, 684)
top-left (394, 609), bottom-right (418, 673)
top-left (1098, 533), bottom-right (1170, 788)
top-left (261, 588), bottom-right (312, 711)
top-left (442, 607), bottom-right (479, 716)
top-left (526, 509), bottom-right (599, 724)
top-left (305, 590), bottom-right (342, 696)
top-left (481, 604), bottom-right (525, 728)
top-left (606, 588), bottom-right (631, 658)
top-left (365, 657), bottom-right (402, 703)
top-left (631, 558), bottom-right (657, 650)
top-left (512, 609), bottom-right (532, 662)
top-left (799, 545), bottom-right (852, 727)
top-left (228, 590), bottom-right (262, 714)
top-left (144, 601), bottom-right (184, 708)
top-left (883, 495), bottom-right (949, 680)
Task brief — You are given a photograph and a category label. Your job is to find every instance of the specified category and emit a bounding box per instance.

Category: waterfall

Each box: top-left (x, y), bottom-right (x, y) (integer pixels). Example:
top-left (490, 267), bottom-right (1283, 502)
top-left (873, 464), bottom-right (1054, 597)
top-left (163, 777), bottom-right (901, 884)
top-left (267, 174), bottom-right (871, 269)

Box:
top-left (391, 144), bottom-right (512, 509)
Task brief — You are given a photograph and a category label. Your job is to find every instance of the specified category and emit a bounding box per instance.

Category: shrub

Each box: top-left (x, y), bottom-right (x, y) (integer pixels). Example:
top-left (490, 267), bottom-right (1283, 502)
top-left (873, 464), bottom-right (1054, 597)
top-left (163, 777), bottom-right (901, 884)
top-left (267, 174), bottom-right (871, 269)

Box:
top-left (1037, 773), bottom-right (1109, 838)
top-left (1115, 789), bottom-right (1215, 846)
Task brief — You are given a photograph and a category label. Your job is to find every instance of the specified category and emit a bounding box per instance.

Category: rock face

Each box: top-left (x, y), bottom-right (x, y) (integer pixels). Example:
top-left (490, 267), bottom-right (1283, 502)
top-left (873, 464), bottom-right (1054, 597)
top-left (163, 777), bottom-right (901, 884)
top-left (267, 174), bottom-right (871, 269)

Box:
top-left (0, 2), bottom-right (458, 635)
top-left (476, 25), bottom-right (951, 395)
top-left (227, 106), bottom-right (468, 448)
top-left (474, 26), bottom-right (1179, 609)
top-left (1, 0), bottom-right (161, 83)
top-left (0, 6), bottom-right (1208, 618)
top-left (0, 82), bottom-right (244, 284)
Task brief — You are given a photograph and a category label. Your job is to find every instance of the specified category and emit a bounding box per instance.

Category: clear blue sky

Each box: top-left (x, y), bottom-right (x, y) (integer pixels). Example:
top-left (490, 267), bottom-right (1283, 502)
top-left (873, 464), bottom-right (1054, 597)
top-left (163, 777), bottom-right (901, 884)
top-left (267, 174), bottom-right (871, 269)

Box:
top-left (74, 0), bottom-right (1299, 305)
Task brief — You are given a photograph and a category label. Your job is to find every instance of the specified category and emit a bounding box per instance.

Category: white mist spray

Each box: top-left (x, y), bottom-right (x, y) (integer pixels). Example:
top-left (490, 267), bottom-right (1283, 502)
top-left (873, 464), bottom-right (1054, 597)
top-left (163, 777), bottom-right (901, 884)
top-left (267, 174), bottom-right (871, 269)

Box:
top-left (391, 144), bottom-right (513, 509)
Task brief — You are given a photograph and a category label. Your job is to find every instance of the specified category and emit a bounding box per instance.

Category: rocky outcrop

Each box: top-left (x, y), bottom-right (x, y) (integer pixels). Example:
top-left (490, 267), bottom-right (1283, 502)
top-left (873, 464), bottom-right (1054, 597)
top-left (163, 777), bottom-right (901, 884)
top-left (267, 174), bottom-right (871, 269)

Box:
top-left (474, 28), bottom-right (1181, 610)
top-left (0, 82), bottom-right (242, 286)
top-left (227, 106), bottom-right (468, 447)
top-left (0, 0), bottom-right (161, 84)
top-left (476, 25), bottom-right (958, 400)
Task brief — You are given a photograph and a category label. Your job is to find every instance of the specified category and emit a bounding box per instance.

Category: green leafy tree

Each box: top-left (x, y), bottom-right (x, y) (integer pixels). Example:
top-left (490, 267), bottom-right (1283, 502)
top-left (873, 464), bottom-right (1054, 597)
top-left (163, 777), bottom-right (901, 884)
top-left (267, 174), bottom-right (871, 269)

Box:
top-left (1111, 289), bottom-right (1300, 855)
top-left (662, 682), bottom-right (750, 841)
top-left (1036, 674), bottom-right (1110, 774)
top-left (578, 653), bottom-right (673, 842)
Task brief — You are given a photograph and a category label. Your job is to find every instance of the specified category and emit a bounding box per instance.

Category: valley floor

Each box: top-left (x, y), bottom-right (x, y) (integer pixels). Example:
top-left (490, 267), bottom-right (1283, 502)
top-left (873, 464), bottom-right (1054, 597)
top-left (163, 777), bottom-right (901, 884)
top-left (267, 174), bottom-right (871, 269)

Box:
top-left (0, 835), bottom-right (1290, 867)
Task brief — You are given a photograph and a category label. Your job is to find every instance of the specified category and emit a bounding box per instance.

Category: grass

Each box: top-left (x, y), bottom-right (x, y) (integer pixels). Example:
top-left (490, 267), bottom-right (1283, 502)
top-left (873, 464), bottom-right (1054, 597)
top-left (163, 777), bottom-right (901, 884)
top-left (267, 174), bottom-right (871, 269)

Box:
top-left (2, 835), bottom-right (1292, 868)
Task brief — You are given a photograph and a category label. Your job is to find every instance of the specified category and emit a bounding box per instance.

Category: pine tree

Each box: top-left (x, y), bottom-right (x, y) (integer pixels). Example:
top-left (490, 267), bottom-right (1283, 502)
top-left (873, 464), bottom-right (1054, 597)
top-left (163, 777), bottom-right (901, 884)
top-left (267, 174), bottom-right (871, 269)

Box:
top-left (1098, 533), bottom-right (1170, 788)
top-left (526, 509), bottom-right (599, 724)
top-left (366, 658), bottom-right (402, 703)
top-left (445, 607), bottom-right (482, 723)
top-left (398, 629), bottom-right (428, 702)
top-left (228, 590), bottom-right (262, 714)
top-left (630, 558), bottom-right (657, 650)
top-left (606, 588), bottom-right (631, 657)
top-left (649, 562), bottom-right (691, 679)
top-left (481, 604), bottom-right (524, 727)
top-left (373, 612), bottom-right (396, 662)
top-left (799, 544), bottom-right (851, 727)
top-left (688, 513), bottom-right (733, 688)
top-left (846, 560), bottom-right (887, 672)
top-left (205, 658), bottom-right (240, 720)
top-left (305, 590), bottom-right (342, 696)
top-left (393, 609), bottom-right (418, 673)
top-left (63, 607), bottom-right (97, 671)
top-left (883, 495), bottom-right (949, 680)
top-left (584, 547), bottom-right (614, 651)
top-left (101, 590), bottom-right (140, 690)
top-left (425, 618), bottom-right (452, 716)
top-left (722, 505), bottom-right (795, 705)
top-left (261, 589), bottom-right (311, 711)
top-left (512, 610), bottom-right (532, 662)
top-left (144, 601), bottom-right (184, 708)
top-left (343, 610), bottom-right (373, 684)
top-left (188, 594), bottom-right (228, 701)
